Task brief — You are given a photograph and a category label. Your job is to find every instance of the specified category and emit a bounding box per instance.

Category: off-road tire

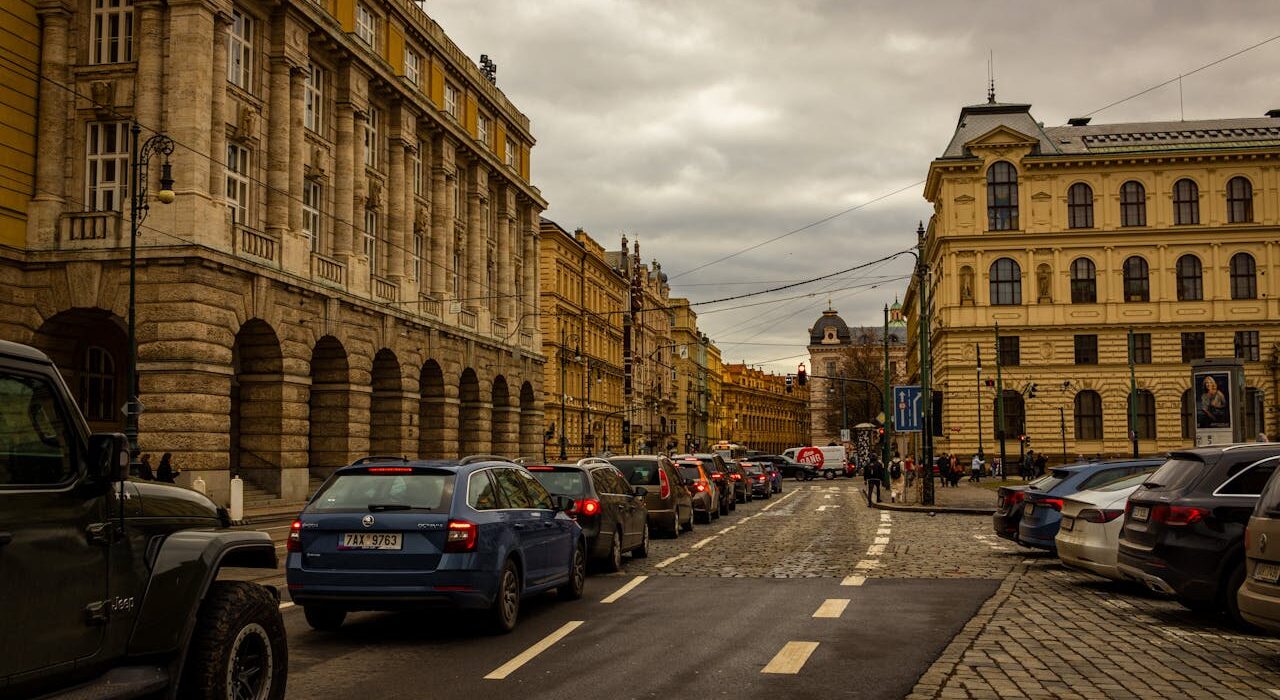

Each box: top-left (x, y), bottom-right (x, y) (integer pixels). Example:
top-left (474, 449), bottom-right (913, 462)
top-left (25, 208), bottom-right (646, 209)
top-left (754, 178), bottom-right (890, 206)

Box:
top-left (489, 559), bottom-right (521, 633)
top-left (180, 581), bottom-right (288, 700)
top-left (558, 543), bottom-right (586, 600)
top-left (303, 605), bottom-right (346, 631)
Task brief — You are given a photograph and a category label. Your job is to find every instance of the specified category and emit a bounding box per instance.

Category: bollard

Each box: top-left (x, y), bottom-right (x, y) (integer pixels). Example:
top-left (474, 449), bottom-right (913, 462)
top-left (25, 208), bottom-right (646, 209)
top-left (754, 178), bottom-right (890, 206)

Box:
top-left (192, 474), bottom-right (207, 496)
top-left (230, 475), bottom-right (244, 522)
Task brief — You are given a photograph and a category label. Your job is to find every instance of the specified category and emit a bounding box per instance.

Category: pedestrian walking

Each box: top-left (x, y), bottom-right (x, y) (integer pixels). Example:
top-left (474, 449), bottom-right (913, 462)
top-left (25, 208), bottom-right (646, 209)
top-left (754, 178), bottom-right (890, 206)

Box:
top-left (1034, 452), bottom-right (1048, 477)
top-left (934, 453), bottom-right (947, 488)
top-left (889, 453), bottom-right (905, 503)
top-left (904, 454), bottom-right (916, 489)
top-left (970, 454), bottom-right (984, 482)
top-left (157, 452), bottom-right (180, 484)
top-left (949, 454), bottom-right (963, 487)
top-left (992, 456), bottom-right (1002, 479)
top-left (137, 453), bottom-right (155, 481)
top-left (1021, 450), bottom-right (1035, 482)
top-left (865, 455), bottom-right (883, 504)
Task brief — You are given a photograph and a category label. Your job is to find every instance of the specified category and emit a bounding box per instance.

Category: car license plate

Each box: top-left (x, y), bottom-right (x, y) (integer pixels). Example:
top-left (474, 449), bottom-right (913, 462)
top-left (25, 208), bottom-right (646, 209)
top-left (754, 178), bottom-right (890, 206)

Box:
top-left (1131, 506), bottom-right (1150, 522)
top-left (1060, 516), bottom-right (1074, 532)
top-left (1023, 503), bottom-right (1034, 517)
top-left (1255, 562), bottom-right (1280, 584)
top-left (340, 532), bottom-right (402, 550)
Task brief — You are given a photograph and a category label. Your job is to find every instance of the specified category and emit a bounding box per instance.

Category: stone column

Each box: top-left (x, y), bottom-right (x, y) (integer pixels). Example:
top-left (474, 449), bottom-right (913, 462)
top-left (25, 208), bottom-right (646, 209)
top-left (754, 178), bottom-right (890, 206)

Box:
top-left (28, 3), bottom-right (70, 246)
top-left (350, 108), bottom-right (369, 293)
top-left (135, 0), bottom-right (164, 132)
top-left (496, 185), bottom-right (513, 322)
top-left (209, 11), bottom-right (230, 201)
top-left (429, 135), bottom-right (448, 298)
top-left (440, 395), bottom-right (461, 459)
top-left (465, 165), bottom-right (484, 310)
top-left (266, 59), bottom-right (291, 238)
top-left (405, 130), bottom-right (419, 288)
top-left (523, 206), bottom-right (539, 339)
top-left (163, 0), bottom-right (216, 243)
top-left (387, 129), bottom-right (407, 284)
top-left (332, 102), bottom-right (354, 263)
top-left (288, 65), bottom-right (306, 234)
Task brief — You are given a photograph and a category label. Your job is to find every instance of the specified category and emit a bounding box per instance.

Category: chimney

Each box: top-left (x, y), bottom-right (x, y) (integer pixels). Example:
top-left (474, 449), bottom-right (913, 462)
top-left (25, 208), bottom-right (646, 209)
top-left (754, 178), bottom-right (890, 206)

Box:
top-left (1067, 117), bottom-right (1091, 126)
top-left (1266, 109), bottom-right (1280, 118)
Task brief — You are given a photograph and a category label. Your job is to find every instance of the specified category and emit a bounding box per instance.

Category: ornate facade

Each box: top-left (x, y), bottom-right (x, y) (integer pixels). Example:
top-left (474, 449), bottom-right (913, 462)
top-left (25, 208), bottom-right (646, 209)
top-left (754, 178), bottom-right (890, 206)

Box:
top-left (806, 305), bottom-right (907, 445)
top-left (4, 0), bottom-right (546, 505)
top-left (723, 363), bottom-right (809, 454)
top-left (905, 99), bottom-right (1280, 462)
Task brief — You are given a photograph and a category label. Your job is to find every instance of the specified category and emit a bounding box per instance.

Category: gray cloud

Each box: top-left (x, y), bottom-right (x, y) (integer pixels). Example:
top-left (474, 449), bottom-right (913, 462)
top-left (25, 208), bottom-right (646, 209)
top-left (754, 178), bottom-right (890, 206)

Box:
top-left (428, 0), bottom-right (1280, 372)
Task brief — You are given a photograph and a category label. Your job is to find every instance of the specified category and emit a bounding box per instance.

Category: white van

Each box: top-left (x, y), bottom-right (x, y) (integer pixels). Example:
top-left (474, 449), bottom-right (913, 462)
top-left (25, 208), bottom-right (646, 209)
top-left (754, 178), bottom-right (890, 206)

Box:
top-left (782, 445), bottom-right (851, 479)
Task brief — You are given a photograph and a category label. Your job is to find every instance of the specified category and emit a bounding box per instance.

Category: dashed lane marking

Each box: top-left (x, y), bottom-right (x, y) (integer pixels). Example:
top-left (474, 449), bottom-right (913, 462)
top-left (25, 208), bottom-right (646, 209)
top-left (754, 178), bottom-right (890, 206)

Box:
top-left (720, 525), bottom-right (738, 533)
top-left (691, 536), bottom-right (719, 549)
top-left (855, 559), bottom-right (880, 570)
top-left (874, 537), bottom-right (890, 545)
top-left (866, 545), bottom-right (885, 556)
top-left (761, 489), bottom-right (800, 512)
top-left (762, 641), bottom-right (820, 674)
top-left (484, 620), bottom-right (585, 680)
top-left (876, 530), bottom-right (891, 537)
top-left (601, 575), bottom-right (648, 604)
top-left (812, 599), bottom-right (850, 619)
top-left (654, 552), bottom-right (689, 569)
top-left (816, 505), bottom-right (841, 512)
top-left (840, 575), bottom-right (866, 586)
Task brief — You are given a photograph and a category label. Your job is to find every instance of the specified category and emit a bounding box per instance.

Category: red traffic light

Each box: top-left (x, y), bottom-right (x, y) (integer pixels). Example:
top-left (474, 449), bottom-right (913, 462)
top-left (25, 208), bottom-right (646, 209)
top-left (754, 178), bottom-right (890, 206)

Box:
top-left (797, 363), bottom-right (807, 386)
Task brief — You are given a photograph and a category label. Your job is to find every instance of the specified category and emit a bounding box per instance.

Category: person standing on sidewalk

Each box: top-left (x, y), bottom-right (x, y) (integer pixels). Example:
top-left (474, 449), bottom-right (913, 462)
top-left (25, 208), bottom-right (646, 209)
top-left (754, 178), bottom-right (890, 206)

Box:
top-left (970, 453), bottom-right (984, 482)
top-left (865, 455), bottom-right (884, 504)
top-left (889, 453), bottom-right (905, 503)
top-left (904, 454), bottom-right (916, 489)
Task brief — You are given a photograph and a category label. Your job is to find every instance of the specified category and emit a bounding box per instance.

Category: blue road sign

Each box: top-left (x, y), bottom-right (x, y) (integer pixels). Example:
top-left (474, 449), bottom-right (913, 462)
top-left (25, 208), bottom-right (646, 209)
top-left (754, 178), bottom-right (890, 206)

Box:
top-left (893, 385), bottom-right (923, 432)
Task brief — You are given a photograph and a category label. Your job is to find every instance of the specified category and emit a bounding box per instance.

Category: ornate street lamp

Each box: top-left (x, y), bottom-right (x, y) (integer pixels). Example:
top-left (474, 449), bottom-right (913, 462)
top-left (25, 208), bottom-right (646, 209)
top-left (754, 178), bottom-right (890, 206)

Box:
top-left (125, 123), bottom-right (175, 470)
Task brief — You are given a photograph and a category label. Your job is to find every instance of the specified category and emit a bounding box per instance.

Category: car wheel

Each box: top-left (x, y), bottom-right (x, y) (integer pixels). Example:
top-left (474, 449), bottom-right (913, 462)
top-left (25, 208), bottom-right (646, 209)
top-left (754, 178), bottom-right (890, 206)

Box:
top-left (634, 523), bottom-right (650, 558)
top-left (558, 543), bottom-right (586, 601)
top-left (824, 471), bottom-right (835, 480)
top-left (682, 510), bottom-right (695, 532)
top-left (697, 509), bottom-right (711, 524)
top-left (1176, 595), bottom-right (1218, 614)
top-left (489, 559), bottom-right (521, 633)
top-left (604, 530), bottom-right (624, 572)
top-left (764, 490), bottom-right (772, 500)
top-left (179, 581), bottom-right (288, 700)
top-left (670, 511), bottom-right (682, 538)
top-left (302, 605), bottom-right (346, 632)
top-left (1225, 561), bottom-right (1254, 629)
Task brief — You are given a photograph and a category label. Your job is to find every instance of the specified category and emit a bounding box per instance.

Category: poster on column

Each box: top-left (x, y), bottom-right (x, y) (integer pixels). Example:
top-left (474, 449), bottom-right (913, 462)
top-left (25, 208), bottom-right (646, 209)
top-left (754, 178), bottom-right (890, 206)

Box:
top-left (1193, 370), bottom-right (1232, 447)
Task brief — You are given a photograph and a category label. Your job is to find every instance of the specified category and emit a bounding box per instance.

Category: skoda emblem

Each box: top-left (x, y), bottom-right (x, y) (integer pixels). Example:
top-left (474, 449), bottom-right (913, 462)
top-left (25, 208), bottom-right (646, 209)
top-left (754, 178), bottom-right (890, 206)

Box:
top-left (1262, 533), bottom-right (1269, 555)
top-left (362, 515), bottom-right (375, 529)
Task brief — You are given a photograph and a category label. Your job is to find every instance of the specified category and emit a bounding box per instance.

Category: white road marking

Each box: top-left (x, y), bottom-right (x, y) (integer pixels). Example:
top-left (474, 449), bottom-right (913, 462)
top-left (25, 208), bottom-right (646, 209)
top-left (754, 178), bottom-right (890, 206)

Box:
top-left (762, 641), bottom-right (820, 674)
top-left (601, 575), bottom-right (648, 604)
top-left (654, 552), bottom-right (689, 569)
top-left (816, 505), bottom-right (841, 512)
top-left (484, 620), bottom-right (585, 680)
top-left (877, 529), bottom-right (891, 536)
top-left (812, 599), bottom-right (850, 619)
top-left (692, 536), bottom-right (719, 549)
top-left (855, 559), bottom-right (880, 570)
top-left (866, 544), bottom-right (886, 556)
top-left (761, 490), bottom-right (800, 512)
top-left (720, 525), bottom-right (738, 533)
top-left (824, 494), bottom-right (833, 499)
top-left (875, 537), bottom-right (890, 545)
top-left (841, 575), bottom-right (866, 586)
top-left (278, 601), bottom-right (295, 611)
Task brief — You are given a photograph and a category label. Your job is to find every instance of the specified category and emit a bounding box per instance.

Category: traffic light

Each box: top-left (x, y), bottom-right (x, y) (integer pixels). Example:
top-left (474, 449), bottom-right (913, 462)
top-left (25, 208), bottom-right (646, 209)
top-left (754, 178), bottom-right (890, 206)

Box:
top-left (622, 419), bottom-right (631, 445)
top-left (797, 363), bottom-right (807, 386)
top-left (785, 375), bottom-right (794, 393)
top-left (984, 379), bottom-right (995, 387)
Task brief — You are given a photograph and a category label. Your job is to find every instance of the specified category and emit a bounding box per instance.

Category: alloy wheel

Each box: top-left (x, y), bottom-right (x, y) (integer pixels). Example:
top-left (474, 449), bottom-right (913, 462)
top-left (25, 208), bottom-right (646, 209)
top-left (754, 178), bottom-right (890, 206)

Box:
top-left (225, 622), bottom-right (272, 700)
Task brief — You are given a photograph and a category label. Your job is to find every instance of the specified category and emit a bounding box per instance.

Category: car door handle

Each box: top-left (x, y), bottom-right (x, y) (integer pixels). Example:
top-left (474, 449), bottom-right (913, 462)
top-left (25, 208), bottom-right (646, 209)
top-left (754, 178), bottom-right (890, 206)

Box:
top-left (0, 532), bottom-right (11, 546)
top-left (513, 523), bottom-right (526, 530)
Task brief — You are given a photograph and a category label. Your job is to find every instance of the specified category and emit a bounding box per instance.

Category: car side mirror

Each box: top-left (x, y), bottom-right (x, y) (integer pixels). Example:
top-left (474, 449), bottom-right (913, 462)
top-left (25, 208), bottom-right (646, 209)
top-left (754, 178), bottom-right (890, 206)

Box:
top-left (633, 486), bottom-right (648, 498)
top-left (552, 495), bottom-right (575, 512)
top-left (89, 432), bottom-right (130, 482)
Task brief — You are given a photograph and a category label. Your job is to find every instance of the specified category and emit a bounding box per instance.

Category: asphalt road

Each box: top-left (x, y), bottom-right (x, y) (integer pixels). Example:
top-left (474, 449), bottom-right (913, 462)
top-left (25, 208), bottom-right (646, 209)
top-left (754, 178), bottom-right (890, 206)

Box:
top-left (233, 482), bottom-right (1000, 699)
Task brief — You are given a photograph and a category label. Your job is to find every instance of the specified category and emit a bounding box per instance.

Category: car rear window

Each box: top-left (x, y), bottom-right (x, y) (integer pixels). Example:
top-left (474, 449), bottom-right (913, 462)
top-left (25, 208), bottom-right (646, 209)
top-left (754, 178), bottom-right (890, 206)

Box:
top-left (1255, 463), bottom-right (1280, 514)
top-left (678, 466), bottom-right (701, 481)
top-left (309, 472), bottom-right (452, 512)
top-left (742, 465), bottom-right (763, 475)
top-left (1028, 473), bottom-right (1065, 493)
top-left (529, 470), bottom-right (587, 496)
top-left (1218, 458), bottom-right (1280, 497)
top-left (1142, 457), bottom-right (1206, 491)
top-left (611, 459), bottom-right (661, 485)
top-left (1078, 466), bottom-right (1146, 491)
top-left (1094, 472), bottom-right (1151, 492)
top-left (698, 458), bottom-right (722, 473)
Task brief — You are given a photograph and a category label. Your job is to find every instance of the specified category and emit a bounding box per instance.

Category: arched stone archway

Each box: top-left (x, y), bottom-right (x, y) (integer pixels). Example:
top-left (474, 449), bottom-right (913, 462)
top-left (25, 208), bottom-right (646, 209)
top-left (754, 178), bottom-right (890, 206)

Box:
top-left (519, 381), bottom-right (541, 460)
top-left (458, 368), bottom-right (488, 455)
top-left (418, 360), bottom-right (447, 458)
top-left (371, 349), bottom-right (410, 456)
top-left (308, 336), bottom-right (350, 480)
top-left (231, 319), bottom-right (284, 495)
top-left (490, 375), bottom-right (517, 457)
top-left (30, 308), bottom-right (128, 434)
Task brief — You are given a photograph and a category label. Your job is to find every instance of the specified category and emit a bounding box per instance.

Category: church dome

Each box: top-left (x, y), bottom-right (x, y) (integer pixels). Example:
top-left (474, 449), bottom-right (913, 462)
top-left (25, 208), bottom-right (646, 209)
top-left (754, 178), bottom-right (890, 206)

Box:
top-left (809, 309), bottom-right (851, 345)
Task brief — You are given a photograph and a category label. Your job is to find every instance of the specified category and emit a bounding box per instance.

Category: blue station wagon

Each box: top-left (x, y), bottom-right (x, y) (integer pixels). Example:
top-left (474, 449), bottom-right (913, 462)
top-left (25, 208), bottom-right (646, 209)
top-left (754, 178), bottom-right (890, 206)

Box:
top-left (286, 457), bottom-right (585, 633)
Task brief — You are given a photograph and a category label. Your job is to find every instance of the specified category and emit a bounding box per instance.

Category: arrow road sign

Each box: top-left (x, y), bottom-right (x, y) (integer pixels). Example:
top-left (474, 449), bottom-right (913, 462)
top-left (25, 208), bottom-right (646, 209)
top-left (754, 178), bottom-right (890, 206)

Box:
top-left (893, 385), bottom-right (923, 432)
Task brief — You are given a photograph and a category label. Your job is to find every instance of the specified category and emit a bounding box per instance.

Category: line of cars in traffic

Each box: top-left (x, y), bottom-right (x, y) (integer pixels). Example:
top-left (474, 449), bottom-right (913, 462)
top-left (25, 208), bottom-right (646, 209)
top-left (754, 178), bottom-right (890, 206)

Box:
top-left (993, 443), bottom-right (1280, 633)
top-left (285, 451), bottom-right (789, 633)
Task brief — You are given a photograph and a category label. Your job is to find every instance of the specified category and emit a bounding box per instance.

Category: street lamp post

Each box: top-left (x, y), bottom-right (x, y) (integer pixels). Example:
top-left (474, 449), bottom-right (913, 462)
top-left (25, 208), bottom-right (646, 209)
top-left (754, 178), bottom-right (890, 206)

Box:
top-left (976, 343), bottom-right (984, 461)
top-left (913, 222), bottom-right (935, 506)
top-left (126, 124), bottom-right (176, 469)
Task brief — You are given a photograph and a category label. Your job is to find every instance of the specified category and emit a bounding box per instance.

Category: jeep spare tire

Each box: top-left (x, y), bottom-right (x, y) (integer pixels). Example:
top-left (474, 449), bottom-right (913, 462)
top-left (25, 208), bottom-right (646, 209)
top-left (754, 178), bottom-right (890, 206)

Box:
top-left (181, 581), bottom-right (288, 700)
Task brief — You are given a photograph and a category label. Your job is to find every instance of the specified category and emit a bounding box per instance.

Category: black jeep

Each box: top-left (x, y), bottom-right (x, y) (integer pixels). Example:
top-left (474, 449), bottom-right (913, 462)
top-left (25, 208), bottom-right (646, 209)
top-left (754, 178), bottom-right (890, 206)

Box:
top-left (0, 340), bottom-right (286, 699)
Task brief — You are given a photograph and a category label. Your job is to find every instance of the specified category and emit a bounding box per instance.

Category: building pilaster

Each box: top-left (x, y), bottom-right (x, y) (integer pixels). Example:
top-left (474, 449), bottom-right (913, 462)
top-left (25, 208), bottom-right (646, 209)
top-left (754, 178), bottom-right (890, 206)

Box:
top-left (266, 59), bottom-right (291, 238)
top-left (465, 164), bottom-right (484, 311)
top-left (134, 0), bottom-right (165, 131)
top-left (386, 126), bottom-right (407, 284)
top-left (332, 101), bottom-right (354, 264)
top-left (496, 185), bottom-right (513, 322)
top-left (429, 134), bottom-right (448, 298)
top-left (208, 10), bottom-right (230, 201)
top-left (28, 2), bottom-right (70, 247)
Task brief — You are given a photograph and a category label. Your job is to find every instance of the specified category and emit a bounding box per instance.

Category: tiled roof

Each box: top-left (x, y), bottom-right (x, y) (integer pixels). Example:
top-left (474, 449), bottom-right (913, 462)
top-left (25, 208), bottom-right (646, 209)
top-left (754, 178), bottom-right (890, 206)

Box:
top-left (1043, 118), bottom-right (1280, 154)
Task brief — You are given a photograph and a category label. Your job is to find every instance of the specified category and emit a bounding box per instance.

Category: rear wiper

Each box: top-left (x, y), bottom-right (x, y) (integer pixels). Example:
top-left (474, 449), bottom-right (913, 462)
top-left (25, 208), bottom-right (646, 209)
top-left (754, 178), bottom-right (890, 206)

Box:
top-left (1141, 482), bottom-right (1163, 489)
top-left (367, 503), bottom-right (413, 512)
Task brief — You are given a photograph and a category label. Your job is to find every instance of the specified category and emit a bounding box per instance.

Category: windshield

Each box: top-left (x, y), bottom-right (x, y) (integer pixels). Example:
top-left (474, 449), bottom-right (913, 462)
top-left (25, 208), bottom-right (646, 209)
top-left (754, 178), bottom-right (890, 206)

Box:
top-left (610, 459), bottom-right (662, 485)
top-left (529, 470), bottom-right (588, 496)
top-left (1094, 472), bottom-right (1152, 492)
top-left (678, 466), bottom-right (702, 481)
top-left (308, 473), bottom-right (452, 512)
top-left (1143, 457), bottom-right (1206, 491)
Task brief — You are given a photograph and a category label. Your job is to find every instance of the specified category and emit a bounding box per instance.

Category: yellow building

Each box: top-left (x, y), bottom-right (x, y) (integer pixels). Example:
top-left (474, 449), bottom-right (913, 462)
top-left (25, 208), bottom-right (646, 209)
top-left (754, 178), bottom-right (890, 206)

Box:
top-left (0, 0), bottom-right (38, 246)
top-left (539, 220), bottom-right (627, 459)
top-left (723, 363), bottom-right (809, 454)
top-left (707, 341), bottom-right (725, 442)
top-left (668, 298), bottom-right (719, 451)
top-left (906, 99), bottom-right (1280, 463)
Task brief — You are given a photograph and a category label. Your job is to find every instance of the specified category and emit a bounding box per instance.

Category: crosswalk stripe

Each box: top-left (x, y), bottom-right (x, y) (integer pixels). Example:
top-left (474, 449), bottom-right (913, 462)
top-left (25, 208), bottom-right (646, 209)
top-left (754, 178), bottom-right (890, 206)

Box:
top-left (812, 599), bottom-right (849, 618)
top-left (762, 641), bottom-right (819, 674)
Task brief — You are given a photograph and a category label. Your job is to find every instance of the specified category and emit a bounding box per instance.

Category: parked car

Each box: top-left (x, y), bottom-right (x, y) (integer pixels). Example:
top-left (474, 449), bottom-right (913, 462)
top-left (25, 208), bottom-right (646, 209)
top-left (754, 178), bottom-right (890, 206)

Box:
top-left (993, 481), bottom-right (1039, 542)
top-left (1238, 462), bottom-right (1280, 633)
top-left (675, 458), bottom-right (720, 523)
top-left (755, 454), bottom-right (813, 482)
top-left (1055, 471), bottom-right (1154, 580)
top-left (740, 462), bottom-right (772, 499)
top-left (288, 457), bottom-right (586, 634)
top-left (723, 460), bottom-right (753, 502)
top-left (783, 445), bottom-right (850, 478)
top-left (1119, 445), bottom-right (1280, 625)
top-left (1018, 459), bottom-right (1162, 550)
top-left (526, 459), bottom-right (651, 571)
top-left (675, 453), bottom-right (735, 514)
top-left (0, 340), bottom-right (287, 700)
top-left (609, 455), bottom-right (696, 538)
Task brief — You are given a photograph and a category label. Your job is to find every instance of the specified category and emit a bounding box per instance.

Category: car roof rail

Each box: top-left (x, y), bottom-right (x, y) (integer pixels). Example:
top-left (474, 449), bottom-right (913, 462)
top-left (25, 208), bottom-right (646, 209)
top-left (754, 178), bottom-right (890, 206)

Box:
top-left (459, 454), bottom-right (515, 465)
top-left (351, 455), bottom-right (408, 466)
top-left (575, 457), bottom-right (613, 467)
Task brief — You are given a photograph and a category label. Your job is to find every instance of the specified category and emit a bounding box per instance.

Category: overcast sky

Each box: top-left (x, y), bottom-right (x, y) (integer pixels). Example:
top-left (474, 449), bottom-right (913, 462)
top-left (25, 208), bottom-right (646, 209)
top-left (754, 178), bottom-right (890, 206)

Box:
top-left (430, 0), bottom-right (1280, 375)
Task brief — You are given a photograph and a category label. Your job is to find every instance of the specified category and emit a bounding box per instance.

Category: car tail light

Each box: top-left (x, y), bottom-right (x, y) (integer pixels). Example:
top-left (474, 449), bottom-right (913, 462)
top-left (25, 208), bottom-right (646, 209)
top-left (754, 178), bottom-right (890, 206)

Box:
top-left (711, 472), bottom-right (724, 480)
top-left (730, 473), bottom-right (742, 481)
top-left (527, 466), bottom-right (555, 471)
top-left (1040, 498), bottom-right (1064, 512)
top-left (444, 519), bottom-right (478, 553)
top-left (368, 467), bottom-right (413, 473)
top-left (695, 483), bottom-right (707, 492)
top-left (1151, 504), bottom-right (1209, 526)
top-left (659, 467), bottom-right (671, 500)
top-left (757, 475), bottom-right (767, 482)
top-left (286, 520), bottom-right (302, 553)
top-left (1077, 508), bottom-right (1125, 523)
top-left (572, 498), bottom-right (601, 518)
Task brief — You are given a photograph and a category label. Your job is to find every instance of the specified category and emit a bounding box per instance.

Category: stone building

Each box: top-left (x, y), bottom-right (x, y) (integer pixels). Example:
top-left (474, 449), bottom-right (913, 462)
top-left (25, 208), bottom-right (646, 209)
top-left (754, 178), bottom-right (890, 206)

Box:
top-left (806, 304), bottom-right (907, 445)
top-left (722, 363), bottom-right (809, 454)
top-left (668, 298), bottom-right (718, 452)
top-left (4, 0), bottom-right (547, 504)
top-left (538, 220), bottom-right (626, 460)
top-left (905, 98), bottom-right (1280, 462)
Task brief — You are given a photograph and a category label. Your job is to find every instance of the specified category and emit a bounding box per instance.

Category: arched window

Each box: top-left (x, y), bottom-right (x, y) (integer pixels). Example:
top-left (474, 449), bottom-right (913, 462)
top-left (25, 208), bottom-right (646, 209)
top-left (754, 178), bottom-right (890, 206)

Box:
top-left (989, 258), bottom-right (1022, 305)
top-left (1175, 254), bottom-right (1203, 301)
top-left (1070, 258), bottom-right (1097, 303)
top-left (1230, 252), bottom-right (1257, 299)
top-left (1120, 181), bottom-right (1146, 227)
top-left (1181, 388), bottom-right (1195, 439)
top-left (1067, 183), bottom-right (1094, 228)
top-left (1227, 176), bottom-right (1254, 223)
top-left (1123, 256), bottom-right (1149, 302)
top-left (81, 345), bottom-right (116, 422)
top-left (986, 161), bottom-right (1019, 231)
top-left (1129, 389), bottom-right (1156, 440)
top-left (1074, 390), bottom-right (1103, 440)
top-left (1173, 178), bottom-right (1200, 225)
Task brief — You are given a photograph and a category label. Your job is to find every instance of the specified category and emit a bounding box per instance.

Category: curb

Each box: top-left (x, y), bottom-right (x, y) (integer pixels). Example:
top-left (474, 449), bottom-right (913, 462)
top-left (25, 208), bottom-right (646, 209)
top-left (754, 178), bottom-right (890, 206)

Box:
top-left (870, 501), bottom-right (996, 516)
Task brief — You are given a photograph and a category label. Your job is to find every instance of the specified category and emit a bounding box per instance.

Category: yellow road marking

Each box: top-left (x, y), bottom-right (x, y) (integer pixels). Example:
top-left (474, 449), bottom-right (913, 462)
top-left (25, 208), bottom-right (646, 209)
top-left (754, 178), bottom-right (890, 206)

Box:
top-left (812, 599), bottom-right (849, 618)
top-left (841, 575), bottom-right (866, 586)
top-left (855, 559), bottom-right (880, 569)
top-left (866, 544), bottom-right (885, 556)
top-left (600, 575), bottom-right (648, 604)
top-left (874, 536), bottom-right (890, 545)
top-left (762, 641), bottom-right (819, 674)
top-left (484, 621), bottom-right (584, 680)
top-left (692, 535), bottom-right (718, 549)
top-left (655, 552), bottom-right (689, 569)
